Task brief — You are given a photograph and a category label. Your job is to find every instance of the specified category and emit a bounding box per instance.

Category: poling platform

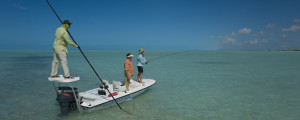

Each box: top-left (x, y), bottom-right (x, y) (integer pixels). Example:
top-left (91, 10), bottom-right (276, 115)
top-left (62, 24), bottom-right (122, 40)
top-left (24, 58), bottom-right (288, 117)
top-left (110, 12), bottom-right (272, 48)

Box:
top-left (48, 75), bottom-right (80, 83)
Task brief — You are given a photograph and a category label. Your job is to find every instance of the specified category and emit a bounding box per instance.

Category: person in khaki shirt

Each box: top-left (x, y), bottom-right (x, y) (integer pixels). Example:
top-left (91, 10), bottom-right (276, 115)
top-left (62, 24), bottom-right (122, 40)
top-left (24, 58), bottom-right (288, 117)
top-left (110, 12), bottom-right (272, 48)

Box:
top-left (50, 20), bottom-right (79, 79)
top-left (124, 53), bottom-right (134, 91)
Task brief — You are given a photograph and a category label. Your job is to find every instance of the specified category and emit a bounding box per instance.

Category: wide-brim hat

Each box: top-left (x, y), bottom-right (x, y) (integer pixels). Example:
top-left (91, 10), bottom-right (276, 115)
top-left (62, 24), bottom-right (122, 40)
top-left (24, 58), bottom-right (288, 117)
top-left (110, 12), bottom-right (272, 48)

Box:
top-left (139, 48), bottom-right (145, 54)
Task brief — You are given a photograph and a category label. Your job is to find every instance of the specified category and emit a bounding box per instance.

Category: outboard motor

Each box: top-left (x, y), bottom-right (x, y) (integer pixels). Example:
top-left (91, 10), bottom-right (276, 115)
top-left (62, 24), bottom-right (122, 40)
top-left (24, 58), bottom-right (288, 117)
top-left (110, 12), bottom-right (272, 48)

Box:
top-left (56, 86), bottom-right (78, 113)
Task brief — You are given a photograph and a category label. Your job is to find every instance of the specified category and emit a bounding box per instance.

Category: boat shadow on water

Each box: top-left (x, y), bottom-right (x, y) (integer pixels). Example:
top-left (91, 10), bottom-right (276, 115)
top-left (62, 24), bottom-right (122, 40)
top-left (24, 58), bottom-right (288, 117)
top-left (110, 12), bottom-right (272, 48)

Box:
top-left (6, 55), bottom-right (52, 71)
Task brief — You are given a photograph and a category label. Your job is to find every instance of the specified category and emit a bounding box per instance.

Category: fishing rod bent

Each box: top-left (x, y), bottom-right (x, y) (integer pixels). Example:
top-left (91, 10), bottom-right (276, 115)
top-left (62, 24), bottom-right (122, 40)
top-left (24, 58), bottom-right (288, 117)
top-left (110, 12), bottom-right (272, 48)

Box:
top-left (45, 0), bottom-right (130, 114)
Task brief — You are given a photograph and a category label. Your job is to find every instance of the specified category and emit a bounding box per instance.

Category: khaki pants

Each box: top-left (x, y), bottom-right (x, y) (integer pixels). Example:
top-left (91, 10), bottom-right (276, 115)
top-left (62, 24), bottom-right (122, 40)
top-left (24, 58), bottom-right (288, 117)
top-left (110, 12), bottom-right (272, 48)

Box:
top-left (50, 51), bottom-right (70, 77)
top-left (124, 72), bottom-right (131, 91)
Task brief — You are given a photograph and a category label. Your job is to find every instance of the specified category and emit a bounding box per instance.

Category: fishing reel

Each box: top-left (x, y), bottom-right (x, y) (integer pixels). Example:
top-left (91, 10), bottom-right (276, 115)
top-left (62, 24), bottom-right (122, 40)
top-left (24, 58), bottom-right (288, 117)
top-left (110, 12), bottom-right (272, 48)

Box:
top-left (98, 83), bottom-right (108, 95)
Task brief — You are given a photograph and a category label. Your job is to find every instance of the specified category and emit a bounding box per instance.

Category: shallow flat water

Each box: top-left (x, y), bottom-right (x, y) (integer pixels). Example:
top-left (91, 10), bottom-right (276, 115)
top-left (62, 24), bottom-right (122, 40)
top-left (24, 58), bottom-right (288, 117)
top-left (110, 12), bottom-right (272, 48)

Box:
top-left (0, 50), bottom-right (299, 120)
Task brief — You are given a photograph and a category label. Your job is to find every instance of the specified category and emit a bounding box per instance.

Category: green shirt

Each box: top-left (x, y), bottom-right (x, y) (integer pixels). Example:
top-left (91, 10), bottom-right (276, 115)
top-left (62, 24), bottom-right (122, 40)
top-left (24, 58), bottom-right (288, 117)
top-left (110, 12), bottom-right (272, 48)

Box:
top-left (53, 26), bottom-right (77, 54)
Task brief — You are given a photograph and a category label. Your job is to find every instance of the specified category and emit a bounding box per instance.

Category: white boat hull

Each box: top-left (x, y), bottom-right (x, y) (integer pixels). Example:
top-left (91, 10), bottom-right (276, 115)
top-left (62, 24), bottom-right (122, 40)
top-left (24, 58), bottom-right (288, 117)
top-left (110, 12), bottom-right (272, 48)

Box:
top-left (79, 79), bottom-right (156, 112)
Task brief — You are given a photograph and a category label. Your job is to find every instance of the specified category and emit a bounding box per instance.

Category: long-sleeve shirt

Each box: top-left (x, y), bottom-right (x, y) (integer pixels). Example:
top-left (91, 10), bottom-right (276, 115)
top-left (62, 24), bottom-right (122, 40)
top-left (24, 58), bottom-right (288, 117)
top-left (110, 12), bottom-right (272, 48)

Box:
top-left (137, 54), bottom-right (146, 66)
top-left (124, 59), bottom-right (134, 76)
top-left (53, 26), bottom-right (77, 54)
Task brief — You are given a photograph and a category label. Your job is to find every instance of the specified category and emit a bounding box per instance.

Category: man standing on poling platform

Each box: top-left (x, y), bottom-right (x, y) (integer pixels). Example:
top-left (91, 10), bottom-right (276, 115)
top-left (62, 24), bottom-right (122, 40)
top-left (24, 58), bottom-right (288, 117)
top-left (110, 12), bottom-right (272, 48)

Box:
top-left (50, 20), bottom-right (79, 79)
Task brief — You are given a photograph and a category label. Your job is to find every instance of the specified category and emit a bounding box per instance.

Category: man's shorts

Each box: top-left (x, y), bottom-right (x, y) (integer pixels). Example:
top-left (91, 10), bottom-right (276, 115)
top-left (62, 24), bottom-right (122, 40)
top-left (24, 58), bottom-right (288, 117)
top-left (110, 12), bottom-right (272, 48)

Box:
top-left (137, 66), bottom-right (143, 73)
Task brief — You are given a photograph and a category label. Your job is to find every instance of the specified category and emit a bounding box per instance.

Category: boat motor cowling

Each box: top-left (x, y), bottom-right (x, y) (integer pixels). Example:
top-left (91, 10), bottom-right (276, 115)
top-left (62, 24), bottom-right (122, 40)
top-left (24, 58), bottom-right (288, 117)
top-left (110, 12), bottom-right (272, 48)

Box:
top-left (56, 86), bottom-right (78, 113)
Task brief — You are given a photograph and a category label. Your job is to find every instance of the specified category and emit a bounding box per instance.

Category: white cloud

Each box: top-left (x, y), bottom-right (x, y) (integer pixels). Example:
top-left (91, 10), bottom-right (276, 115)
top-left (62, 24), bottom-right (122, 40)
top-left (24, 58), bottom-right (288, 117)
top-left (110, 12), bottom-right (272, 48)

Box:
top-left (282, 25), bottom-right (300, 32)
top-left (253, 31), bottom-right (265, 36)
top-left (294, 19), bottom-right (300, 23)
top-left (261, 39), bottom-right (268, 43)
top-left (13, 4), bottom-right (28, 10)
top-left (220, 27), bottom-right (252, 46)
top-left (243, 39), bottom-right (268, 45)
top-left (238, 28), bottom-right (251, 34)
top-left (249, 39), bottom-right (259, 45)
top-left (225, 38), bottom-right (236, 43)
top-left (281, 34), bottom-right (287, 39)
top-left (226, 27), bottom-right (252, 37)
top-left (231, 32), bottom-right (236, 36)
top-left (222, 36), bottom-right (242, 45)
top-left (266, 24), bottom-right (277, 28)
top-left (218, 19), bottom-right (300, 50)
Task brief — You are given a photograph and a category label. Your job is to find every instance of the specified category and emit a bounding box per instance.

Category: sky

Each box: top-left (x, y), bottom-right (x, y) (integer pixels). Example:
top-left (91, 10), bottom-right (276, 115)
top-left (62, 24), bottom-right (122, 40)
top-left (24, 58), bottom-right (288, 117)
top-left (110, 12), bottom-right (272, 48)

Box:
top-left (1, 0), bottom-right (300, 50)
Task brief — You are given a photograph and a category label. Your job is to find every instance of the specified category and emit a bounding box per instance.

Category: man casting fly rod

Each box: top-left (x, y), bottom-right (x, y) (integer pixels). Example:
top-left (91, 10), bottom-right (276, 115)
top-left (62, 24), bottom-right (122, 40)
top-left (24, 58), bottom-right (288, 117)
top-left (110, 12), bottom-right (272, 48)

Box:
top-left (137, 48), bottom-right (150, 84)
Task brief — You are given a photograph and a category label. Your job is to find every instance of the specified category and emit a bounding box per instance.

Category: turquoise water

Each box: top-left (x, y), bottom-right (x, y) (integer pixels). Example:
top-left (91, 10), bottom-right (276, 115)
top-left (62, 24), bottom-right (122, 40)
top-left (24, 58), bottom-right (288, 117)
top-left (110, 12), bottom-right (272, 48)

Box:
top-left (0, 50), bottom-right (300, 120)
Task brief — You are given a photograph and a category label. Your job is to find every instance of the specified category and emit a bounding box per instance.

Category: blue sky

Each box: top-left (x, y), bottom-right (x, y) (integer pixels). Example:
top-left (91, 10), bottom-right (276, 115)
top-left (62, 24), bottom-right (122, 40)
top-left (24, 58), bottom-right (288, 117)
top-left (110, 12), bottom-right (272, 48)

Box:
top-left (1, 0), bottom-right (300, 50)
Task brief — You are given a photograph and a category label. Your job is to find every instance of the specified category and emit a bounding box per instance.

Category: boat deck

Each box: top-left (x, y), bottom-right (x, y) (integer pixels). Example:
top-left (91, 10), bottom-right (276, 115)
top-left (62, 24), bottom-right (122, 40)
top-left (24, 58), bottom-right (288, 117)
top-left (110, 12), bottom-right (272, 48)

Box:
top-left (79, 79), bottom-right (156, 109)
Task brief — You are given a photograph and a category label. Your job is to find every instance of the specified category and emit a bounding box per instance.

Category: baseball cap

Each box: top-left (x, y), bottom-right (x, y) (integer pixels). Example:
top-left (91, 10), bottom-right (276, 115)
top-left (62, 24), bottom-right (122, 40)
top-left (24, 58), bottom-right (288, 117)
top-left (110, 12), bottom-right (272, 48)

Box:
top-left (62, 20), bottom-right (72, 25)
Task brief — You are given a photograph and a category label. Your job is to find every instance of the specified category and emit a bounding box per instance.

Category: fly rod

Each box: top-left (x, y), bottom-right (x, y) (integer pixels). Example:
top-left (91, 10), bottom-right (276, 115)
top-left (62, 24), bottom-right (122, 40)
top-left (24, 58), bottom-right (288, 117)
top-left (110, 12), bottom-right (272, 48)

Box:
top-left (45, 0), bottom-right (130, 114)
top-left (149, 52), bottom-right (181, 61)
